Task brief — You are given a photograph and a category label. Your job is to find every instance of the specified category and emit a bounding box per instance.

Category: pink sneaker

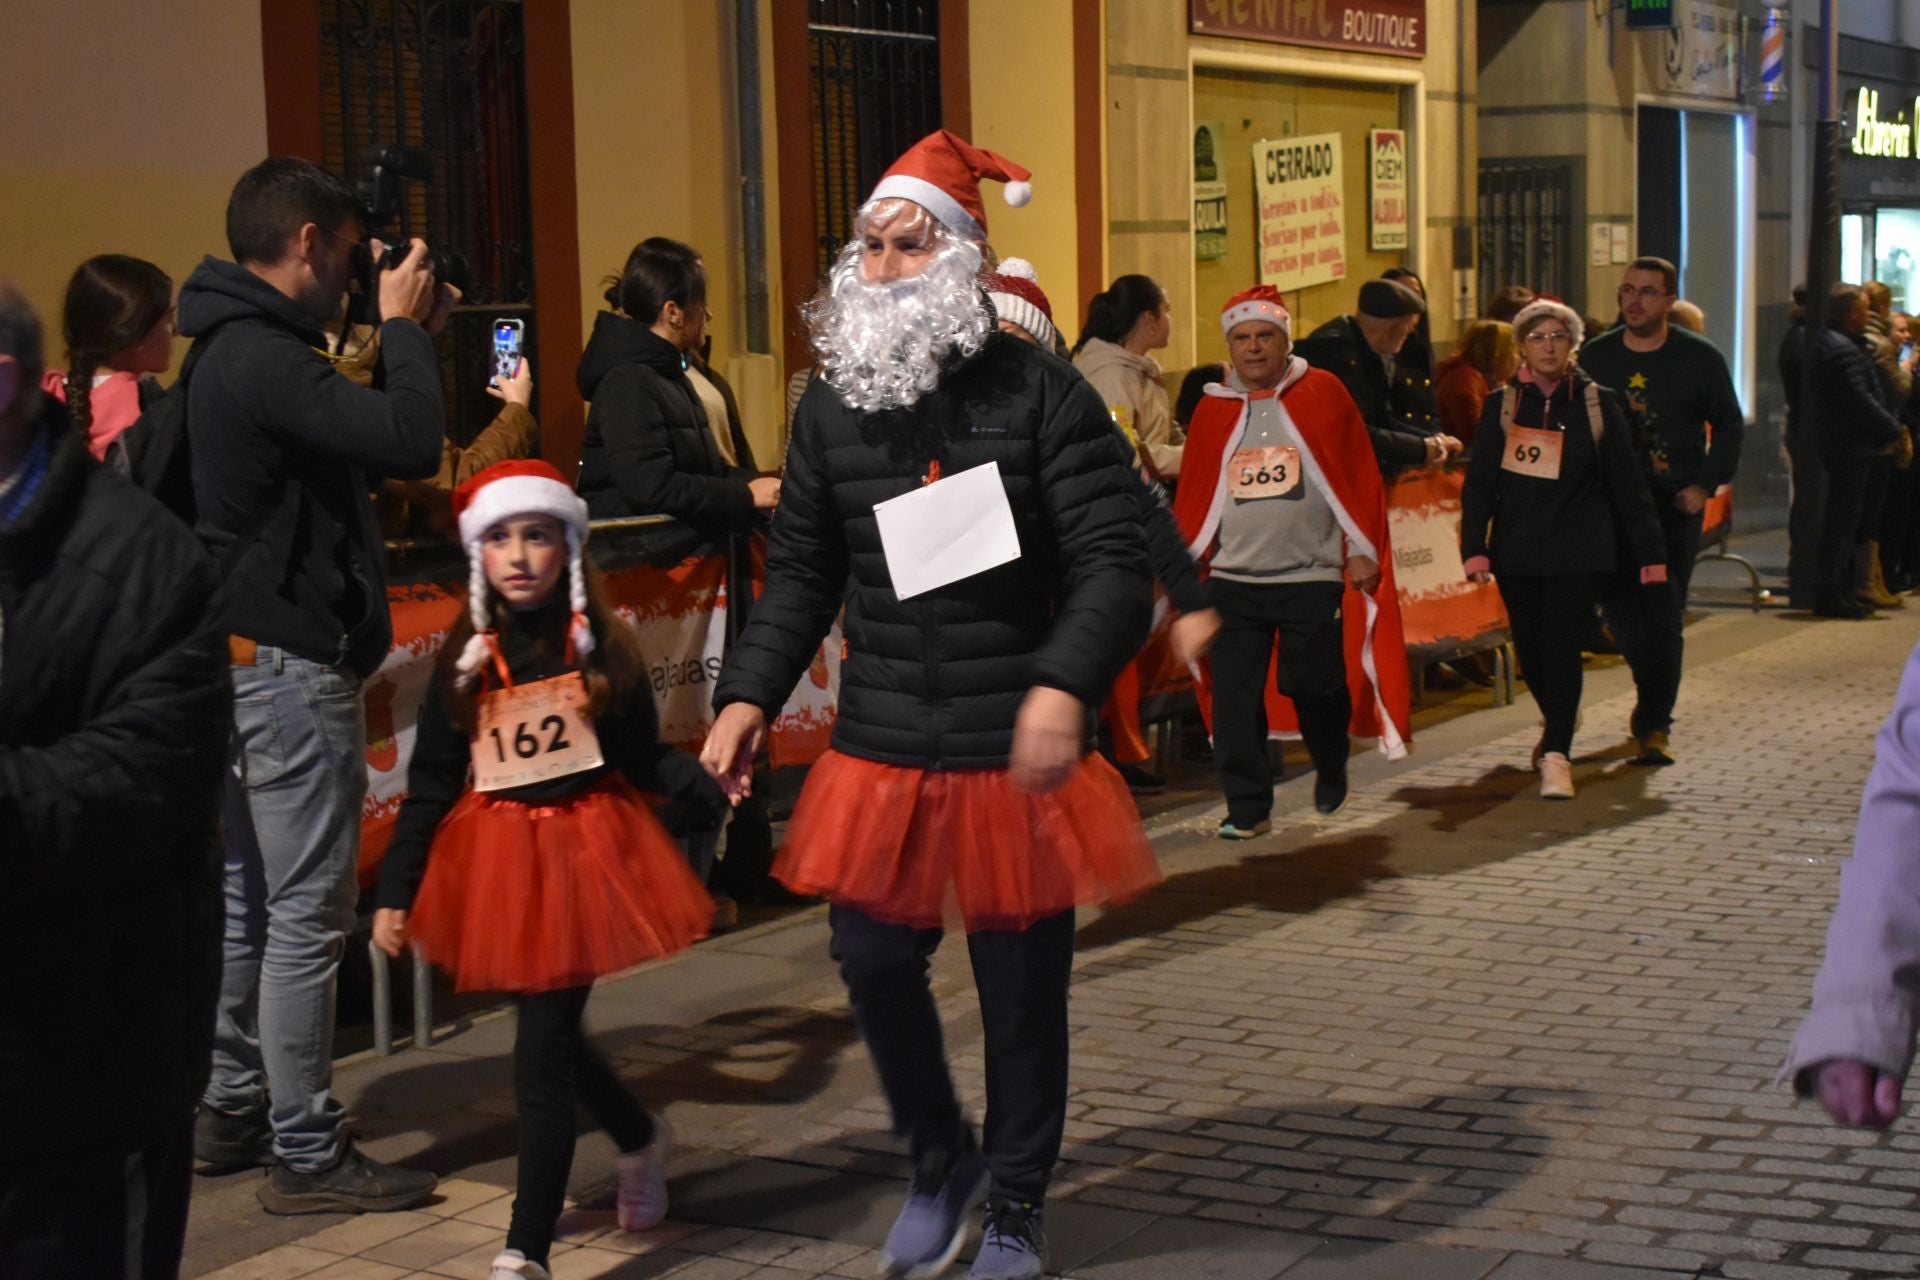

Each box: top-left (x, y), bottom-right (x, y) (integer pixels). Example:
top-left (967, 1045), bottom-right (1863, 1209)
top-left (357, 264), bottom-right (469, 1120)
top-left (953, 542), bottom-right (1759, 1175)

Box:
top-left (616, 1116), bottom-right (670, 1233)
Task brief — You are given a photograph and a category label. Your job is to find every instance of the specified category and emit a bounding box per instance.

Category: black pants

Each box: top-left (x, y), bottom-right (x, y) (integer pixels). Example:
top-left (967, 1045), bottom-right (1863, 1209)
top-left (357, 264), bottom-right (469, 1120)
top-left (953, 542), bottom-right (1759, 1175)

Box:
top-left (1206, 578), bottom-right (1350, 827)
top-left (507, 986), bottom-right (654, 1264)
top-left (1501, 573), bottom-right (1611, 756)
top-left (1881, 459), bottom-right (1916, 587)
top-left (831, 904), bottom-right (1075, 1203)
top-left (1601, 500), bottom-right (1699, 737)
top-left (1818, 456), bottom-right (1874, 608)
top-left (0, 1112), bottom-right (193, 1280)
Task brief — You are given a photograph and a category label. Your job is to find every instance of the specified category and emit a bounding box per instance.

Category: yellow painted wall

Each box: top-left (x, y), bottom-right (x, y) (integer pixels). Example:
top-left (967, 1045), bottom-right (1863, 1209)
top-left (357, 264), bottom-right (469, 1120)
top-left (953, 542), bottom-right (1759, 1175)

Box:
top-left (968, 0), bottom-right (1085, 342)
top-left (0, 0), bottom-right (267, 376)
top-left (567, 0), bottom-right (786, 463)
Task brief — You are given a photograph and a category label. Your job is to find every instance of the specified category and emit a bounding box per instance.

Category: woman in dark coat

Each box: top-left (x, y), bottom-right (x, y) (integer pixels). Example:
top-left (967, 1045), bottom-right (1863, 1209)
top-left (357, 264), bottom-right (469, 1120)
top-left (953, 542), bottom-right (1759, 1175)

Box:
top-left (575, 238), bottom-right (779, 550)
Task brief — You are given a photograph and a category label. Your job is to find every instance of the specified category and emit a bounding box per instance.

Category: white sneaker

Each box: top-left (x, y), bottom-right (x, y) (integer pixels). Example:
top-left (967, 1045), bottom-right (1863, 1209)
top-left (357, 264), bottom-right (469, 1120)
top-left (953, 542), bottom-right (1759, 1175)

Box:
top-left (617, 1115), bottom-right (671, 1232)
top-left (1539, 752), bottom-right (1574, 799)
top-left (489, 1250), bottom-right (551, 1280)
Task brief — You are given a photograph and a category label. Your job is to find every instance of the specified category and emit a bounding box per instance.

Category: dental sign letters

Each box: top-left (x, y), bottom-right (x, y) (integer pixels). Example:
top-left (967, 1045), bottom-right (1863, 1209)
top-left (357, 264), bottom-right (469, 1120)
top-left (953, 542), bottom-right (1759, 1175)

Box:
top-left (1191, 0), bottom-right (1426, 59)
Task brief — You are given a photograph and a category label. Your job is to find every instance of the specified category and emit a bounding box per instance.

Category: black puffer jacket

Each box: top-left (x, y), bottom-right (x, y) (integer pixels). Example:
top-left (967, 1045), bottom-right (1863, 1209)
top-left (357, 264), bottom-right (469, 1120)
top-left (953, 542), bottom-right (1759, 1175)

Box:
top-left (1293, 314), bottom-right (1434, 471)
top-left (713, 333), bottom-right (1152, 768)
top-left (0, 412), bottom-right (229, 1166)
top-left (1808, 328), bottom-right (1904, 465)
top-left (576, 312), bottom-right (761, 535)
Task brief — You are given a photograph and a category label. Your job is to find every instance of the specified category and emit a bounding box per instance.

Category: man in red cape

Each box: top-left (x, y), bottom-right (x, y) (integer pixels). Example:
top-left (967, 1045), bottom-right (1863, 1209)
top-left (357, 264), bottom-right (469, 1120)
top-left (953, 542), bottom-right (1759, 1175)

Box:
top-left (1172, 286), bottom-right (1412, 838)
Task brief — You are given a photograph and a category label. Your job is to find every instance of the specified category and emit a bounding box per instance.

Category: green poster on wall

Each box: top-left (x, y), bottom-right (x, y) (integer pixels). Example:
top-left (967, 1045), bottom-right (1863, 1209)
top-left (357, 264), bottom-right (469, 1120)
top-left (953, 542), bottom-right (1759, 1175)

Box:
top-left (1195, 121), bottom-right (1228, 261)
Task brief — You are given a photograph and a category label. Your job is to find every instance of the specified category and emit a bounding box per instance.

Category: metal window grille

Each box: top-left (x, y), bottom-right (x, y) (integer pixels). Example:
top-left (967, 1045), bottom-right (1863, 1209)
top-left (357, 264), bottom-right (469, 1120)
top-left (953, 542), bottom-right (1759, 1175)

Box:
top-left (1478, 162), bottom-right (1575, 314)
top-left (809, 0), bottom-right (944, 276)
top-left (320, 0), bottom-right (534, 444)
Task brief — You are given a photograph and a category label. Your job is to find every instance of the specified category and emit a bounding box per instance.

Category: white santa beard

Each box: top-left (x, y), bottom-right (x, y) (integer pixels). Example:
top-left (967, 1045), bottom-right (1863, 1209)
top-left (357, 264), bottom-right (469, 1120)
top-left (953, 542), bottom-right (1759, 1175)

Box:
top-left (808, 239), bottom-right (992, 413)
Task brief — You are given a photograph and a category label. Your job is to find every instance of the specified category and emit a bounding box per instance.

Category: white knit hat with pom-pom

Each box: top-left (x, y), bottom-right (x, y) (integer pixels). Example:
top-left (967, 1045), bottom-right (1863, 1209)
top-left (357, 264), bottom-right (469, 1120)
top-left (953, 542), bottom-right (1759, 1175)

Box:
top-left (1511, 296), bottom-right (1585, 349)
top-left (450, 460), bottom-right (594, 685)
top-left (983, 257), bottom-right (1057, 350)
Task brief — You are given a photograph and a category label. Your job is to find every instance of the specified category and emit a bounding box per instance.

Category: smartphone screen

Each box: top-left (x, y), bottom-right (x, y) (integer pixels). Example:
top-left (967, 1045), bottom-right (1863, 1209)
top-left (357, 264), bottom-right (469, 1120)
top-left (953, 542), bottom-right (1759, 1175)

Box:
top-left (491, 320), bottom-right (524, 384)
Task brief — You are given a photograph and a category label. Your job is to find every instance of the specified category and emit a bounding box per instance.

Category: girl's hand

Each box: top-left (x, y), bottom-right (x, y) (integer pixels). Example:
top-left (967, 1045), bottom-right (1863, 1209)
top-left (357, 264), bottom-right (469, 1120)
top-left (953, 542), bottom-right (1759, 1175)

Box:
top-left (487, 357), bottom-right (534, 409)
top-left (701, 703), bottom-right (767, 804)
top-left (372, 908), bottom-right (410, 958)
top-left (1009, 685), bottom-right (1085, 795)
top-left (1814, 1059), bottom-right (1904, 1129)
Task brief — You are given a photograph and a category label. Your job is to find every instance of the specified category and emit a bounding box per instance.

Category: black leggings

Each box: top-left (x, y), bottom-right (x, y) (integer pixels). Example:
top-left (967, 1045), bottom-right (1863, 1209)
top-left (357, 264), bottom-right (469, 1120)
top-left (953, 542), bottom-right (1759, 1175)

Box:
top-left (1500, 572), bottom-right (1610, 757)
top-left (506, 985), bottom-right (654, 1264)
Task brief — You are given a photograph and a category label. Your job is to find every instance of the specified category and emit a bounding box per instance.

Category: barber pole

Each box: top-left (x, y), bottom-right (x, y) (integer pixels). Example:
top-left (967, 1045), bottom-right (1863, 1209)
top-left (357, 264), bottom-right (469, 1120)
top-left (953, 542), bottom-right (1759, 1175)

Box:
top-left (1759, 8), bottom-right (1787, 103)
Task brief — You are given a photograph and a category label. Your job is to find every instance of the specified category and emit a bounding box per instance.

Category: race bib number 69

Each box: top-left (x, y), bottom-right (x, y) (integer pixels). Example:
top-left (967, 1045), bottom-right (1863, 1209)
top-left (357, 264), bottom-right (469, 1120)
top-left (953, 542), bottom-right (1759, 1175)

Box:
top-left (1500, 426), bottom-right (1564, 481)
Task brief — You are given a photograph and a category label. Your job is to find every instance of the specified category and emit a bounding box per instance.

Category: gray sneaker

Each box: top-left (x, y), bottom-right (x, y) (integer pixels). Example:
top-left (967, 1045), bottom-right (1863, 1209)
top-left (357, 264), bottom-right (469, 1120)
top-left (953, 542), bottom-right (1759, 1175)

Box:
top-left (880, 1139), bottom-right (990, 1278)
top-left (971, 1198), bottom-right (1046, 1279)
top-left (257, 1141), bottom-right (437, 1215)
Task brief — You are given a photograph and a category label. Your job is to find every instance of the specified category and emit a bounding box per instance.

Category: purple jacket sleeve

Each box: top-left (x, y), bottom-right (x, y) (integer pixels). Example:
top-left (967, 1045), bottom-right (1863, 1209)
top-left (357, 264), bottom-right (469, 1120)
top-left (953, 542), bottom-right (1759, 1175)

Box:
top-left (1782, 640), bottom-right (1920, 1090)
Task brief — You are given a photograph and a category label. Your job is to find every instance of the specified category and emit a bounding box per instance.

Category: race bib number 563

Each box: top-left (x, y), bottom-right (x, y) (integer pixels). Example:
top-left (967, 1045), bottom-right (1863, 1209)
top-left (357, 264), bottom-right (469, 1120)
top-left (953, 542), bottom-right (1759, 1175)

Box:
top-left (1229, 445), bottom-right (1301, 500)
top-left (471, 671), bottom-right (605, 792)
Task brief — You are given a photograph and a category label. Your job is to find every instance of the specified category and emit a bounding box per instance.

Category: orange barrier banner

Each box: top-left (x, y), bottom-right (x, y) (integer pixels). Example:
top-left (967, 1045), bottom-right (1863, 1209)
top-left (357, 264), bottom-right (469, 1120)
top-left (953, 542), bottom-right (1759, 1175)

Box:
top-left (357, 547), bottom-right (839, 886)
top-left (1386, 466), bottom-right (1509, 651)
top-left (1702, 486), bottom-right (1732, 544)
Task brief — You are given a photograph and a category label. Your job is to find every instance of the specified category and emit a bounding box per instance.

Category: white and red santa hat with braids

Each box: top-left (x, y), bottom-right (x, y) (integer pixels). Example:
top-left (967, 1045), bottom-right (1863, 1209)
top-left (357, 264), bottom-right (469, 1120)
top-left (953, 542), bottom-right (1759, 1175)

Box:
top-left (451, 459), bottom-right (594, 684)
top-left (868, 128), bottom-right (1032, 241)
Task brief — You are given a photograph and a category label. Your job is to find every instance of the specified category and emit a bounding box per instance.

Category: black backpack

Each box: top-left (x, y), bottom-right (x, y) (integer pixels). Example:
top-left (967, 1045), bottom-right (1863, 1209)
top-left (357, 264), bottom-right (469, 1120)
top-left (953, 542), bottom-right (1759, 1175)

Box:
top-left (116, 326), bottom-right (297, 576)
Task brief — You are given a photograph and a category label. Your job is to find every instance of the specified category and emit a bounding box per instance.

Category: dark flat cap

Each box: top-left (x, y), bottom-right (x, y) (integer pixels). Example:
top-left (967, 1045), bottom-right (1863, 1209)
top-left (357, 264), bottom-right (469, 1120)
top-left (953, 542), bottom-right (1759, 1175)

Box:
top-left (1358, 278), bottom-right (1426, 319)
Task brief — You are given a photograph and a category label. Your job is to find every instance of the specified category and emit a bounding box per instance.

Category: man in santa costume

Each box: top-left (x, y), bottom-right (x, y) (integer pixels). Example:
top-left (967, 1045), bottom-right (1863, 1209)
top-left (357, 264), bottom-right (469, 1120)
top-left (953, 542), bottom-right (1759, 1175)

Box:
top-left (1172, 286), bottom-right (1413, 839)
top-left (700, 131), bottom-right (1155, 1280)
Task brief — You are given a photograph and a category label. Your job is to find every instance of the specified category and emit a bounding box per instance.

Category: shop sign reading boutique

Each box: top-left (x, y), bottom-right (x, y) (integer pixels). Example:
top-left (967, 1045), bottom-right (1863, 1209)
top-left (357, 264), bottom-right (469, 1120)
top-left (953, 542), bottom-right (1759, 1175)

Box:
top-left (1191, 0), bottom-right (1426, 59)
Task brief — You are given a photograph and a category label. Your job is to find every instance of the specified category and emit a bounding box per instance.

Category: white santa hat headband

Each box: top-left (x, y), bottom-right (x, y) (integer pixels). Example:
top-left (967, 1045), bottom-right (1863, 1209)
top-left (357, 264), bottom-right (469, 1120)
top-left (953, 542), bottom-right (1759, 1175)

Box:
top-left (450, 460), bottom-right (595, 684)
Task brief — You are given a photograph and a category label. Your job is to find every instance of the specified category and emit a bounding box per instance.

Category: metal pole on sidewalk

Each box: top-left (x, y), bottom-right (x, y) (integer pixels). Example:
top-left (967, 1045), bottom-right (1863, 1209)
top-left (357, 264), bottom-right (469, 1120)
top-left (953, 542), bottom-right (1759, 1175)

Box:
top-left (1790, 0), bottom-right (1839, 610)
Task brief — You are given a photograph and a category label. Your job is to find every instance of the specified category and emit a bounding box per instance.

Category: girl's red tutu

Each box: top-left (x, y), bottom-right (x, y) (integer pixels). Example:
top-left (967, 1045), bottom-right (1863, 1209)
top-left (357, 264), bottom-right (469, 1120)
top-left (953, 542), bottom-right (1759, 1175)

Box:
top-left (775, 751), bottom-right (1162, 931)
top-left (409, 776), bottom-right (712, 993)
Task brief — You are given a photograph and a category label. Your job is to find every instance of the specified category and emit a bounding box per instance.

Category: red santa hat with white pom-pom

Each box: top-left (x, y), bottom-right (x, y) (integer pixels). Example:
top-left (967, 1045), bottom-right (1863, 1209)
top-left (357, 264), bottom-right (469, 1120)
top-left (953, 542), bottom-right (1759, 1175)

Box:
top-left (867, 128), bottom-right (1031, 241)
top-left (451, 459), bottom-right (594, 685)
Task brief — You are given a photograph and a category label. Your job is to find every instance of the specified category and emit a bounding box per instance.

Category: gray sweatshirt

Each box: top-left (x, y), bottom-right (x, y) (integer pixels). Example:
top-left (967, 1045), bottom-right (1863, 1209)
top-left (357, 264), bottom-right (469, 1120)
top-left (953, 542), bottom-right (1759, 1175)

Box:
top-left (1209, 389), bottom-right (1346, 586)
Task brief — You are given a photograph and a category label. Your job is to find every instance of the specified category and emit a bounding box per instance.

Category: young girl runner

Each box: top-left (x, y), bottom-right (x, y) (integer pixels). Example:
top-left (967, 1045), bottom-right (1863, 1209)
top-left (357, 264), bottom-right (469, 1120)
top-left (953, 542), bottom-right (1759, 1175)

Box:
top-left (372, 460), bottom-right (723, 1280)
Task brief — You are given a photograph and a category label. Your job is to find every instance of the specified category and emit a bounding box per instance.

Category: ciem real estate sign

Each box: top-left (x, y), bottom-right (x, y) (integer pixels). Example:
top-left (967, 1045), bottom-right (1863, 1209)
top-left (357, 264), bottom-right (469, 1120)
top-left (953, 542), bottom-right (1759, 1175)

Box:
top-left (1369, 129), bottom-right (1409, 252)
top-left (1253, 133), bottom-right (1347, 292)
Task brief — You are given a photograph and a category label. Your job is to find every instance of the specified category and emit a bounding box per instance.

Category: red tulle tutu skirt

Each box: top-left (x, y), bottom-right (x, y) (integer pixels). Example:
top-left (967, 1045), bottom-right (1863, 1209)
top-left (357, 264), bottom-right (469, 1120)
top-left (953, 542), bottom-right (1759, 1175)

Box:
top-left (409, 777), bottom-right (712, 993)
top-left (775, 751), bottom-right (1162, 931)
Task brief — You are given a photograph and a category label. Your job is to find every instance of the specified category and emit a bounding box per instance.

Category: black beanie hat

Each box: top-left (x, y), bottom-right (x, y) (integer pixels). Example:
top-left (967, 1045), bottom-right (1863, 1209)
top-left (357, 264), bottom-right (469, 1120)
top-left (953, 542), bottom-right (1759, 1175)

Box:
top-left (1358, 278), bottom-right (1426, 319)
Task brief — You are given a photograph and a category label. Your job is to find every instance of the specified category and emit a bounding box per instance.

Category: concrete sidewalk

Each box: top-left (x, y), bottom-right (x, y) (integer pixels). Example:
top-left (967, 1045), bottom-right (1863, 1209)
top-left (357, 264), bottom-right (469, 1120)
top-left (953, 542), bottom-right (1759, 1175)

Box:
top-left (185, 572), bottom-right (1920, 1280)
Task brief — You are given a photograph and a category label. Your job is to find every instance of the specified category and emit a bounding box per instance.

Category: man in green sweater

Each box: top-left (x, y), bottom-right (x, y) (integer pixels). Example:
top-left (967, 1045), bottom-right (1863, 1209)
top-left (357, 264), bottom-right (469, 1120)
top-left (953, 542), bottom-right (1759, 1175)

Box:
top-left (1578, 256), bottom-right (1745, 765)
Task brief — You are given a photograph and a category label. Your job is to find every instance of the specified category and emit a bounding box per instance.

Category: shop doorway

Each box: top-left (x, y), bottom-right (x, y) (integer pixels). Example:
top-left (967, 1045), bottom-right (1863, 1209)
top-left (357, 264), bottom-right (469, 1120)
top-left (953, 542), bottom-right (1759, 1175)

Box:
top-left (1636, 104), bottom-right (1755, 404)
top-left (1840, 209), bottom-right (1920, 310)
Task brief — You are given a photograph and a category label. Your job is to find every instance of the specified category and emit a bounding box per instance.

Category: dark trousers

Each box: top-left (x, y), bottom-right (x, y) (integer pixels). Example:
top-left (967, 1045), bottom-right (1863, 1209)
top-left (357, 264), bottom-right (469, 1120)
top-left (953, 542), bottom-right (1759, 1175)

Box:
top-left (0, 1112), bottom-right (194, 1280)
top-left (507, 986), bottom-right (654, 1264)
top-left (1206, 578), bottom-right (1350, 827)
top-left (1818, 456), bottom-right (1874, 608)
top-left (1501, 573), bottom-right (1610, 756)
top-left (830, 904), bottom-right (1075, 1203)
top-left (1601, 500), bottom-right (1698, 737)
top-left (1880, 460), bottom-right (1916, 587)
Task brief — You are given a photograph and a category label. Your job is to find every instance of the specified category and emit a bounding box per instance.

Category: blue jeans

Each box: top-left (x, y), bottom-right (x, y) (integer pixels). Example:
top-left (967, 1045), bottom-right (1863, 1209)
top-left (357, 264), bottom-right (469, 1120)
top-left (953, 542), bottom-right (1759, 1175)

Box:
top-left (203, 647), bottom-right (364, 1172)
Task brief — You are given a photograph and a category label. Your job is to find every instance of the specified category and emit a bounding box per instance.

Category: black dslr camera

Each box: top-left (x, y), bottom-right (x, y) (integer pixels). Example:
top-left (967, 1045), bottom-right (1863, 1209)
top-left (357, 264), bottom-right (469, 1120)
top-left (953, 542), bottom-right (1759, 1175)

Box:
top-left (349, 144), bottom-right (469, 322)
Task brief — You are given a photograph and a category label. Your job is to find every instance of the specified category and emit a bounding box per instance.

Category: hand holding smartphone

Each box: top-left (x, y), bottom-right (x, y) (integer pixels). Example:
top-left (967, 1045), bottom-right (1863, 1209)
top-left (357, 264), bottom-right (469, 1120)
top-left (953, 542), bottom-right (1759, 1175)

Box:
top-left (487, 318), bottom-right (533, 410)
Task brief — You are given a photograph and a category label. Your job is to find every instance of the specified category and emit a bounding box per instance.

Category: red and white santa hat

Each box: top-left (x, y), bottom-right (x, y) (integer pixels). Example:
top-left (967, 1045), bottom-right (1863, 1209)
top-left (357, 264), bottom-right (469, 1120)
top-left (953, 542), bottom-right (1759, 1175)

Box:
top-left (1220, 285), bottom-right (1292, 338)
top-left (983, 258), bottom-right (1056, 349)
top-left (450, 459), bottom-right (594, 682)
top-left (1511, 295), bottom-right (1584, 348)
top-left (868, 129), bottom-right (1032, 242)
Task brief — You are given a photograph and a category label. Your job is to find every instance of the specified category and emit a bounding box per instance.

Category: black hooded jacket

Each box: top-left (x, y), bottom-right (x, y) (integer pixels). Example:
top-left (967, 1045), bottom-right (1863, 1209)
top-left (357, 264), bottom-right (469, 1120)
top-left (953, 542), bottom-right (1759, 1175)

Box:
top-left (1, 412), bottom-right (229, 1165)
top-left (1293, 315), bottom-right (1433, 470)
top-left (712, 332), bottom-right (1152, 769)
top-left (178, 257), bottom-right (444, 673)
top-left (575, 312), bottom-right (761, 534)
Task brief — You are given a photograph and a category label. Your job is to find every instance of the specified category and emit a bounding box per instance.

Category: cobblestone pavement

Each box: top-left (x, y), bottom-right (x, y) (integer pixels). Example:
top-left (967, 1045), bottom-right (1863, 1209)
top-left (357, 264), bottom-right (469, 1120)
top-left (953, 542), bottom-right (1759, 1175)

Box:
top-left (185, 601), bottom-right (1920, 1280)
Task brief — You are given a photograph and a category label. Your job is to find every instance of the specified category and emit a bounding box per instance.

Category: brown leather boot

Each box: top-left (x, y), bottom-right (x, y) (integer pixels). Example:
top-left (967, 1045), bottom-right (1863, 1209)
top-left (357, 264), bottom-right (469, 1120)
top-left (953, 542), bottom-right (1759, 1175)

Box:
top-left (1863, 541), bottom-right (1905, 609)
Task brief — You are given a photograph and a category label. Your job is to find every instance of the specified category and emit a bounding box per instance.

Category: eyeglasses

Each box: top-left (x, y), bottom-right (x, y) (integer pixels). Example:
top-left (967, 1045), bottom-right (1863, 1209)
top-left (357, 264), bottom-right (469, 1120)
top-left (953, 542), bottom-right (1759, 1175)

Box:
top-left (1524, 331), bottom-right (1574, 346)
top-left (1617, 285), bottom-right (1672, 302)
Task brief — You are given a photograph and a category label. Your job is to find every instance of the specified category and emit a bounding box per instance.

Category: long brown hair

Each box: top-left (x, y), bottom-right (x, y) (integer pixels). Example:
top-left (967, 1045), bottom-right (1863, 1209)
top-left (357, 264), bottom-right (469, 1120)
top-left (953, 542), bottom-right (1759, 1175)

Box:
top-left (60, 255), bottom-right (172, 434)
top-left (438, 553), bottom-right (650, 734)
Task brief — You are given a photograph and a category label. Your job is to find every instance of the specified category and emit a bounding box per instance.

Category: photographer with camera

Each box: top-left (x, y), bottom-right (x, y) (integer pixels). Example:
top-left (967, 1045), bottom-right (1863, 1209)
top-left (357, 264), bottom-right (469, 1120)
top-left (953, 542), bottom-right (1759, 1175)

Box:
top-left (180, 156), bottom-right (445, 1214)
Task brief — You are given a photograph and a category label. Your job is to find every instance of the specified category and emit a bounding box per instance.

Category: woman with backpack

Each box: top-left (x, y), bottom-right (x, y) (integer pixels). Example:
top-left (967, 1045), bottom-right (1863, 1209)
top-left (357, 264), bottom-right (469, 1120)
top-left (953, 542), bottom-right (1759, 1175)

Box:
top-left (1459, 297), bottom-right (1666, 800)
